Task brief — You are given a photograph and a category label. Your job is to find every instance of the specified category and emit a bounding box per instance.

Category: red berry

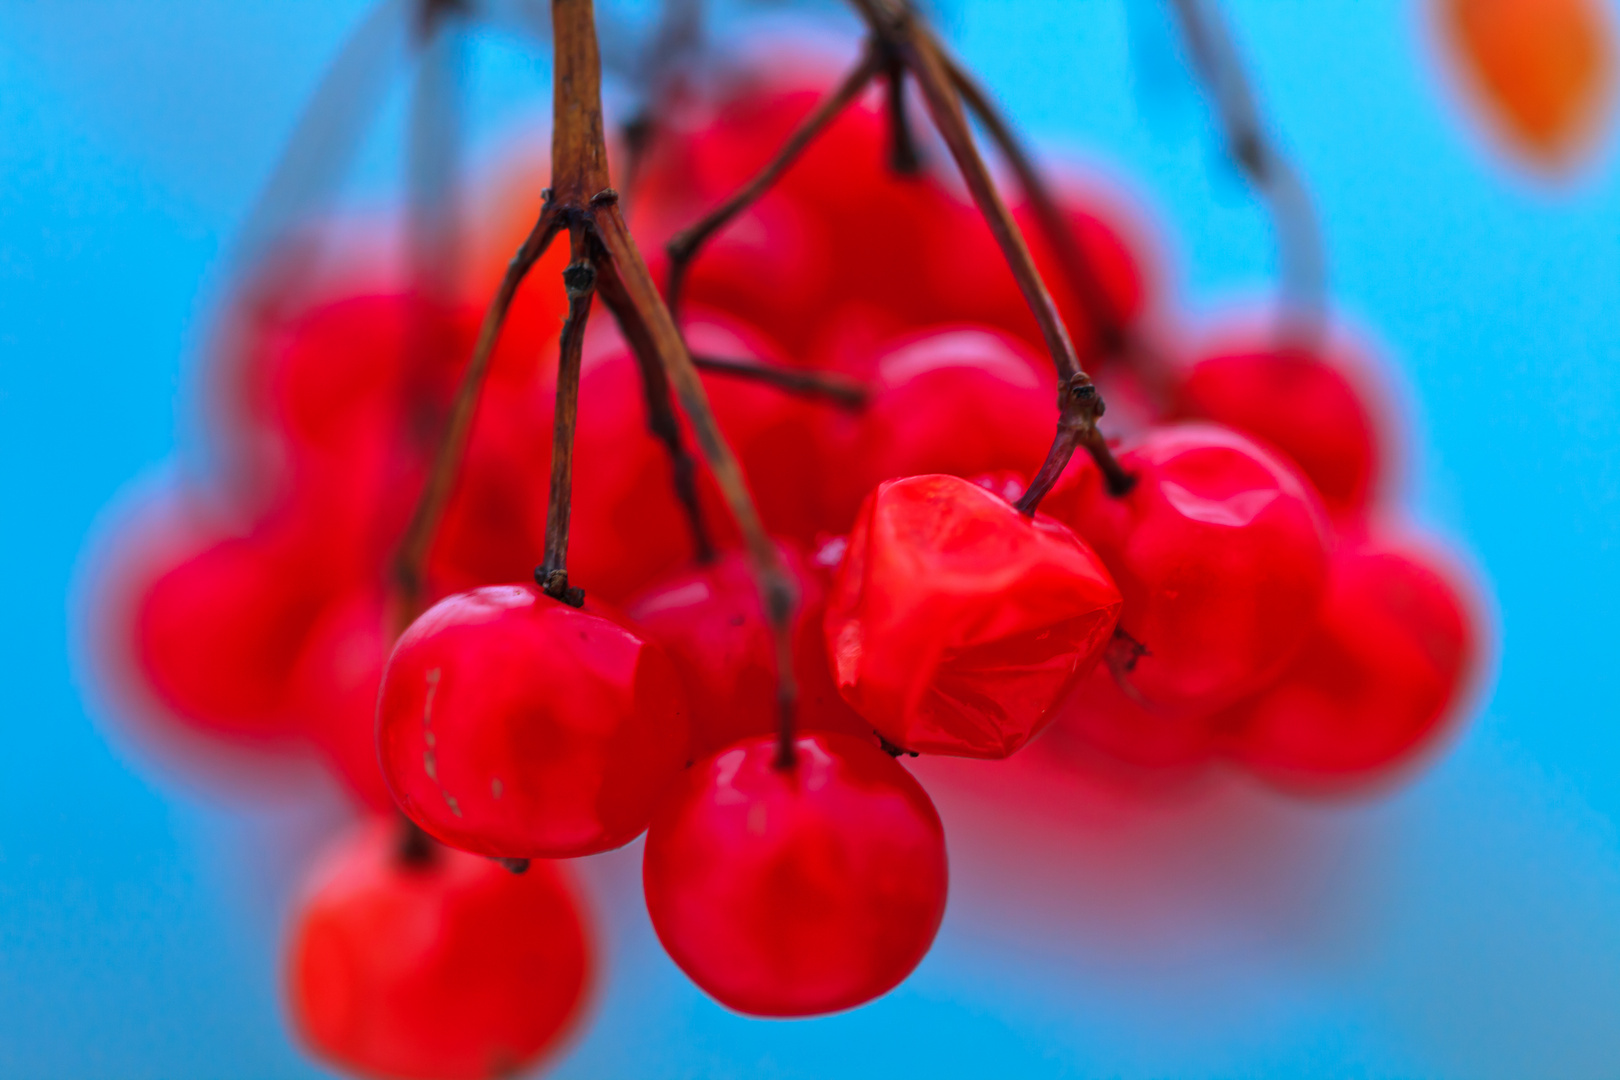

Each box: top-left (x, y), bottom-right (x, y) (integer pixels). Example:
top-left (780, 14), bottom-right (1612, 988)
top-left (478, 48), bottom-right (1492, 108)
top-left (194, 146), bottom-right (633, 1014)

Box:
top-left (1173, 336), bottom-right (1384, 517)
top-left (287, 591), bottom-right (396, 812)
top-left (1050, 660), bottom-right (1219, 772)
top-left (825, 474), bottom-right (1122, 757)
top-left (642, 732), bottom-right (948, 1017)
top-left (377, 585), bottom-right (689, 858)
top-left (287, 820), bottom-right (590, 1080)
top-left (821, 327), bottom-right (1056, 528)
top-left (1053, 423), bottom-right (1332, 713)
top-left (1222, 530), bottom-right (1480, 784)
top-left (132, 521), bottom-right (332, 740)
top-left (627, 544), bottom-right (871, 758)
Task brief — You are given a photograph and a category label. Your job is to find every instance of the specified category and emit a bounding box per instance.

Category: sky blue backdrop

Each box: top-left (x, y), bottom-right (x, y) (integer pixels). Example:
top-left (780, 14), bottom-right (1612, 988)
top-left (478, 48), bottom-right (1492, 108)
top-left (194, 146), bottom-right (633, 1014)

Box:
top-left (4, 2), bottom-right (1620, 1078)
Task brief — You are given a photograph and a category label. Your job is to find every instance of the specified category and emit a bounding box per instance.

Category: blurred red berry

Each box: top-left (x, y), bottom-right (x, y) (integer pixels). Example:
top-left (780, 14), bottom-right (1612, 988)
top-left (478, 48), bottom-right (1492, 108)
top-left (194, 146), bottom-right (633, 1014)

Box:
top-left (287, 591), bottom-right (396, 812)
top-left (1222, 530), bottom-right (1480, 784)
top-left (825, 474), bottom-right (1122, 757)
top-left (377, 584), bottom-right (689, 859)
top-left (287, 820), bottom-right (590, 1080)
top-left (1172, 336), bottom-right (1385, 517)
top-left (643, 732), bottom-right (947, 1016)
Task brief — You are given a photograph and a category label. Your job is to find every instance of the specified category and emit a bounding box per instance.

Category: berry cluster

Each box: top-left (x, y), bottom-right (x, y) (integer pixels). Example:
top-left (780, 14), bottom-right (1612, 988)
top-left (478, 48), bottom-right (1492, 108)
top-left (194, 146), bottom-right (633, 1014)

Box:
top-left (94, 40), bottom-right (1482, 1080)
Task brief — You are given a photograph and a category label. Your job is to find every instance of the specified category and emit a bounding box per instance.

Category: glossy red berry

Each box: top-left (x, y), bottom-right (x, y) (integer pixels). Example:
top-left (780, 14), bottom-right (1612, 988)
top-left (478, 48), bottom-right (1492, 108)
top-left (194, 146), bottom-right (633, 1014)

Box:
top-left (821, 327), bottom-right (1056, 529)
top-left (627, 544), bottom-right (871, 758)
top-left (287, 820), bottom-right (590, 1080)
top-left (1172, 336), bottom-right (1385, 517)
top-left (643, 732), bottom-right (948, 1017)
top-left (825, 474), bottom-right (1122, 757)
top-left (377, 584), bottom-right (689, 859)
top-left (1052, 423), bottom-right (1332, 714)
top-left (1222, 531), bottom-right (1480, 784)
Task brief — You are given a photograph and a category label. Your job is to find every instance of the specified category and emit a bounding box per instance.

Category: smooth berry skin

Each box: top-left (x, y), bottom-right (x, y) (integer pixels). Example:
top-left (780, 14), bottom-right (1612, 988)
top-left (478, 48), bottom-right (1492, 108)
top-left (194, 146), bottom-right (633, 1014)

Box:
top-left (627, 545), bottom-right (872, 759)
top-left (820, 328), bottom-right (1057, 529)
top-left (377, 585), bottom-right (689, 859)
top-left (825, 474), bottom-right (1123, 758)
top-left (1172, 340), bottom-right (1383, 517)
top-left (1053, 424), bottom-right (1332, 715)
top-left (287, 820), bottom-right (590, 1080)
top-left (1051, 661), bottom-right (1219, 772)
top-left (1222, 532), bottom-right (1479, 784)
top-left (288, 591), bottom-right (396, 812)
top-left (643, 732), bottom-right (948, 1017)
top-left (133, 525), bottom-right (331, 740)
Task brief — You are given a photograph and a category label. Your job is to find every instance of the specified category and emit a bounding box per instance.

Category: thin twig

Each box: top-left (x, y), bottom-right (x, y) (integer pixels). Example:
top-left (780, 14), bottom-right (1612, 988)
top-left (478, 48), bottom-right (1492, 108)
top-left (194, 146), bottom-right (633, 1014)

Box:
top-left (1166, 0), bottom-right (1325, 346)
top-left (883, 44), bottom-right (923, 175)
top-left (537, 224), bottom-right (596, 608)
top-left (593, 201), bottom-right (801, 770)
top-left (664, 42), bottom-right (885, 320)
top-left (692, 354), bottom-right (868, 407)
top-left (946, 58), bottom-right (1126, 359)
top-left (390, 203), bottom-right (563, 628)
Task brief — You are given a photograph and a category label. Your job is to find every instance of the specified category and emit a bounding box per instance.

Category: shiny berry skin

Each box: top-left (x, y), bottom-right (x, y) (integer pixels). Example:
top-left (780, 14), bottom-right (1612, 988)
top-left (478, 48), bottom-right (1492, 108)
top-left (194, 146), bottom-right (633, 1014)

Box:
top-left (821, 327), bottom-right (1056, 529)
top-left (825, 474), bottom-right (1122, 757)
top-left (377, 585), bottom-right (689, 859)
top-left (287, 820), bottom-right (590, 1080)
top-left (1222, 531), bottom-right (1480, 784)
top-left (643, 732), bottom-right (948, 1017)
top-left (1052, 424), bottom-right (1332, 714)
top-left (626, 545), bottom-right (871, 758)
top-left (1440, 0), bottom-right (1615, 168)
top-left (287, 591), bottom-right (395, 811)
top-left (1172, 337), bottom-right (1384, 517)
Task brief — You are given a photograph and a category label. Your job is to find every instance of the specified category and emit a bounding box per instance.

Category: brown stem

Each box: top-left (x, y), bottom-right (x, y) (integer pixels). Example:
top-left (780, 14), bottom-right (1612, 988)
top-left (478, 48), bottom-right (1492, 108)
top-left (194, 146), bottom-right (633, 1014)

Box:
top-left (883, 46), bottom-right (923, 175)
top-left (946, 58), bottom-right (1126, 360)
top-left (664, 42), bottom-right (884, 320)
top-left (844, 0), bottom-right (1137, 494)
top-left (1014, 373), bottom-right (1133, 515)
top-left (692, 354), bottom-right (868, 408)
top-left (593, 202), bottom-right (801, 769)
top-left (1166, 0), bottom-right (1325, 347)
top-left (537, 224), bottom-right (596, 608)
top-left (390, 204), bottom-right (563, 629)
top-left (852, 0), bottom-right (1079, 385)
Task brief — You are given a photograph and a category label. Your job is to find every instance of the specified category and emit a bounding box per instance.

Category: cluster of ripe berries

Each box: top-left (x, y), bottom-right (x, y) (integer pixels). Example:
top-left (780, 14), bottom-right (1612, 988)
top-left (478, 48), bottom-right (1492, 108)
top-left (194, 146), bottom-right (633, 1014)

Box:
top-left (98, 52), bottom-right (1481, 1080)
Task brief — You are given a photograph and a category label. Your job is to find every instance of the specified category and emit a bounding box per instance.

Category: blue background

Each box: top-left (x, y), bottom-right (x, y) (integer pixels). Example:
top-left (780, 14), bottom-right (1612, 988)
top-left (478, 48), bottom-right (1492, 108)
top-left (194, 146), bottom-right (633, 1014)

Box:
top-left (4, 2), bottom-right (1620, 1077)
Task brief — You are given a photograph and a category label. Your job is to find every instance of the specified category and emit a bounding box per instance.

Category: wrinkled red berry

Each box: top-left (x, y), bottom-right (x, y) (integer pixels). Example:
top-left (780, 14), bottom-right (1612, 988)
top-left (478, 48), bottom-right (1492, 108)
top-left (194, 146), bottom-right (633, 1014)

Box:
top-left (825, 474), bottom-right (1122, 757)
top-left (1053, 423), bottom-right (1332, 714)
top-left (287, 820), bottom-right (590, 1080)
top-left (643, 732), bottom-right (947, 1017)
top-left (1222, 531), bottom-right (1480, 784)
top-left (377, 584), bottom-right (689, 858)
